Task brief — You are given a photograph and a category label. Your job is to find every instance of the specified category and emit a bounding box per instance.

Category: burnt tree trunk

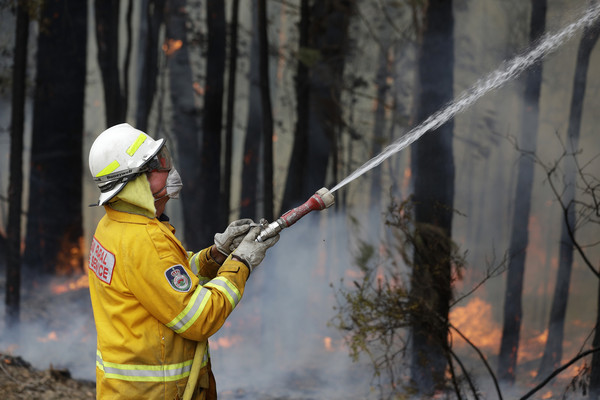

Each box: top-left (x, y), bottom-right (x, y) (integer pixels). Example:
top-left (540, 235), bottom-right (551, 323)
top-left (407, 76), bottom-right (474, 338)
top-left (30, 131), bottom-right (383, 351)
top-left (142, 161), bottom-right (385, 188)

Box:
top-left (24, 0), bottom-right (87, 275)
top-left (136, 0), bottom-right (166, 131)
top-left (257, 0), bottom-right (274, 222)
top-left (280, 0), bottom-right (353, 213)
top-left (409, 0), bottom-right (455, 394)
top-left (95, 0), bottom-right (127, 126)
top-left (221, 0), bottom-right (240, 226)
top-left (498, 0), bottom-right (547, 384)
top-left (280, 0), bottom-right (310, 214)
top-left (5, 0), bottom-right (29, 323)
top-left (538, 17), bottom-right (600, 380)
top-left (369, 19), bottom-right (393, 236)
top-left (592, 278), bottom-right (600, 399)
top-left (240, 0), bottom-right (261, 220)
top-left (165, 0), bottom-right (203, 249)
top-left (197, 0), bottom-right (226, 241)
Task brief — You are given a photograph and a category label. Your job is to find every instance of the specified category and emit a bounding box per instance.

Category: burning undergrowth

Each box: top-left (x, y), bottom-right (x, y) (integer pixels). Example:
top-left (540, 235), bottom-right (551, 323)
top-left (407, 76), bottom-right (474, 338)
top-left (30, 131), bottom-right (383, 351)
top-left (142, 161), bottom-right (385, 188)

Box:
top-left (0, 269), bottom-right (97, 381)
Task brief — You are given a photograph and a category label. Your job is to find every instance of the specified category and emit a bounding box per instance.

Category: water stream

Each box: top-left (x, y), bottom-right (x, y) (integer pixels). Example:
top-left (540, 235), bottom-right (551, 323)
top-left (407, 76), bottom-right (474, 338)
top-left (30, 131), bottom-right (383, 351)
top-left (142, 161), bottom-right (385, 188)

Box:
top-left (330, 2), bottom-right (600, 194)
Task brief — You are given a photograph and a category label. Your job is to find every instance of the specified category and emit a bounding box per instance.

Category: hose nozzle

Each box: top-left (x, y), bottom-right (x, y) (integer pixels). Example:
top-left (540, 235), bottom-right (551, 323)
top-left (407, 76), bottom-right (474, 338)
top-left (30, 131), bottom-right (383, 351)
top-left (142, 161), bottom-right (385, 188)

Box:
top-left (256, 187), bottom-right (335, 242)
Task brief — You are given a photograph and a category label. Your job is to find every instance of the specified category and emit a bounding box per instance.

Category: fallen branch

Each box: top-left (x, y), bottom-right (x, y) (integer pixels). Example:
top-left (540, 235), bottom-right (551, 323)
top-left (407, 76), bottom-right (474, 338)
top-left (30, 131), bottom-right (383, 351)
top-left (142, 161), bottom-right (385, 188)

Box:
top-left (0, 360), bottom-right (18, 383)
top-left (519, 347), bottom-right (600, 400)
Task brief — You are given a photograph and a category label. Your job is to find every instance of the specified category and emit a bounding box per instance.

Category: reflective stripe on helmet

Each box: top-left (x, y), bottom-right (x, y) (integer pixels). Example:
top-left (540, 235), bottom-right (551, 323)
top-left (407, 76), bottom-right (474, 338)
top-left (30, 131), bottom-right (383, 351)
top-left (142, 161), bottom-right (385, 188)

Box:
top-left (96, 160), bottom-right (121, 177)
top-left (93, 167), bottom-right (140, 183)
top-left (96, 349), bottom-right (208, 382)
top-left (126, 133), bottom-right (147, 156)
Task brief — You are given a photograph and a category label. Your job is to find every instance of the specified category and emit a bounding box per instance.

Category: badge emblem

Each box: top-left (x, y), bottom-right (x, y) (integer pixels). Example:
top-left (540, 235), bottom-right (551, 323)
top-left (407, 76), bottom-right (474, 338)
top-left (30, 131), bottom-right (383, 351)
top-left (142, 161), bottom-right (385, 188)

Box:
top-left (164, 265), bottom-right (192, 292)
top-left (89, 237), bottom-right (116, 285)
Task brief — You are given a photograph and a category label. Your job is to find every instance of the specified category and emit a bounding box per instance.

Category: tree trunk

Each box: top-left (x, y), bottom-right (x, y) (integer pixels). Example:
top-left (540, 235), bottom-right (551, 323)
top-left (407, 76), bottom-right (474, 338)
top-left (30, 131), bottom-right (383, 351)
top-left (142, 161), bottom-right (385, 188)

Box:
top-left (197, 0), bottom-right (226, 241)
top-left (95, 0), bottom-right (126, 126)
top-left (498, 0), bottom-right (547, 384)
top-left (257, 0), bottom-right (274, 222)
top-left (369, 26), bottom-right (393, 236)
top-left (165, 0), bottom-right (203, 249)
top-left (240, 0), bottom-right (261, 220)
top-left (280, 0), bottom-right (309, 214)
top-left (24, 0), bottom-right (86, 275)
top-left (537, 16), bottom-right (600, 380)
top-left (409, 0), bottom-right (455, 394)
top-left (221, 0), bottom-right (240, 226)
top-left (591, 280), bottom-right (600, 399)
top-left (5, 0), bottom-right (29, 324)
top-left (136, 0), bottom-right (166, 131)
top-left (280, 0), bottom-right (353, 213)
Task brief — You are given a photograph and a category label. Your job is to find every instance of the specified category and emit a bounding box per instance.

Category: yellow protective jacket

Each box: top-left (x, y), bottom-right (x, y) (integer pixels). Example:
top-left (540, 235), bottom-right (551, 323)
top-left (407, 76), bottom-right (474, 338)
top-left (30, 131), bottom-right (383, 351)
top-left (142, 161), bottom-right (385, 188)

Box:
top-left (88, 206), bottom-right (249, 399)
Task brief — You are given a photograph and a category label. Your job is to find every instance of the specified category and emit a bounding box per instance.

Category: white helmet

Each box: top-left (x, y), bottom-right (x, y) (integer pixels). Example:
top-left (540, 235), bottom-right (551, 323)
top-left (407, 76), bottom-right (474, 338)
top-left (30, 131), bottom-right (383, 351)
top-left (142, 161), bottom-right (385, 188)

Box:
top-left (89, 123), bottom-right (171, 205)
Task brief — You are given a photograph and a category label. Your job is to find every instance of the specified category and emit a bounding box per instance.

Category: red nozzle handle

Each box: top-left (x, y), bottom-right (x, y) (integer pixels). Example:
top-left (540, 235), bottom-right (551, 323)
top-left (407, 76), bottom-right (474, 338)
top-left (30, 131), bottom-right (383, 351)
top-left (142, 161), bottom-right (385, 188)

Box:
top-left (279, 188), bottom-right (334, 228)
top-left (279, 195), bottom-right (322, 227)
top-left (255, 188), bottom-right (334, 242)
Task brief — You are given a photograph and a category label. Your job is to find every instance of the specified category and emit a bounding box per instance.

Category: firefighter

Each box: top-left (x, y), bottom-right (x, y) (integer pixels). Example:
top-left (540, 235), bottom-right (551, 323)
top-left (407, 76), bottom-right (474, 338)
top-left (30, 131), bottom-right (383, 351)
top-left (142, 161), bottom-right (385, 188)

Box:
top-left (87, 123), bottom-right (279, 399)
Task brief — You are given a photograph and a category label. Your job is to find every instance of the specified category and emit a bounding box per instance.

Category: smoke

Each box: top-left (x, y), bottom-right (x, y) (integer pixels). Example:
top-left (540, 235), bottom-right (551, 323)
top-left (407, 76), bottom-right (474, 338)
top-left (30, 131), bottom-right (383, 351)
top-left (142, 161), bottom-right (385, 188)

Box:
top-left (0, 210), bottom-right (376, 398)
top-left (210, 211), bottom-right (376, 398)
top-left (0, 273), bottom-right (96, 381)
top-left (3, 201), bottom-right (593, 398)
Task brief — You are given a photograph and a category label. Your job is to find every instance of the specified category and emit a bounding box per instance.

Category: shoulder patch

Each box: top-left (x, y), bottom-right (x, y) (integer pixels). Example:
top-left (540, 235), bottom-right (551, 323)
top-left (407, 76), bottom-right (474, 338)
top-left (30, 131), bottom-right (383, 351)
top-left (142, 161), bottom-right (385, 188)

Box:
top-left (165, 265), bottom-right (192, 292)
top-left (89, 237), bottom-right (116, 284)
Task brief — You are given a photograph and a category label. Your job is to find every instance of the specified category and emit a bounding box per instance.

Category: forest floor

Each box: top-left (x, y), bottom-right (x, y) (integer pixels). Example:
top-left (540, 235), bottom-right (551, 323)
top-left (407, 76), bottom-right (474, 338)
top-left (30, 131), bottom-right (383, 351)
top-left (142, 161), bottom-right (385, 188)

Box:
top-left (0, 351), bottom-right (336, 400)
top-left (0, 353), bottom-right (95, 400)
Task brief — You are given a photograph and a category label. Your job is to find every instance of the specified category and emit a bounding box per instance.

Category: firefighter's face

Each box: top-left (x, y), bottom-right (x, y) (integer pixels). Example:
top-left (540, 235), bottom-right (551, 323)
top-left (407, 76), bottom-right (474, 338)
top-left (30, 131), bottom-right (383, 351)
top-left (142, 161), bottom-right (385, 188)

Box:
top-left (147, 170), bottom-right (169, 216)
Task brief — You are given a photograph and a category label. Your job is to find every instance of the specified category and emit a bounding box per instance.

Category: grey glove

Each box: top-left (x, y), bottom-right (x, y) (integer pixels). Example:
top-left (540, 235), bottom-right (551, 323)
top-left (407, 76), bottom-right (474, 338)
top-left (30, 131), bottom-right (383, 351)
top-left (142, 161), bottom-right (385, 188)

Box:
top-left (232, 226), bottom-right (279, 272)
top-left (214, 218), bottom-right (254, 256)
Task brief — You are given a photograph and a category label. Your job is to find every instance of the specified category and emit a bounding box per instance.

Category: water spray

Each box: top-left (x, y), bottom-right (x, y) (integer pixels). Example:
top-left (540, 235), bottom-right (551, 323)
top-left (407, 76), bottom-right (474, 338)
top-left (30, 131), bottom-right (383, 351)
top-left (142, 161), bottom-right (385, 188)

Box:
top-left (329, 1), bottom-right (600, 194)
top-left (257, 3), bottom-right (600, 240)
top-left (256, 187), bottom-right (335, 242)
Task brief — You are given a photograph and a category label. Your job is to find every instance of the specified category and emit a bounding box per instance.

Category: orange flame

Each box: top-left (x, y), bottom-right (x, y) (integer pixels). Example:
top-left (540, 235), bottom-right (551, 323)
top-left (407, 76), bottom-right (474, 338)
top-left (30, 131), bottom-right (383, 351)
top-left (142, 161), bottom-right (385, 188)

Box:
top-left (163, 39), bottom-right (183, 56)
top-left (402, 167), bottom-right (411, 194)
top-left (37, 331), bottom-right (58, 343)
top-left (542, 390), bottom-right (553, 399)
top-left (51, 274), bottom-right (89, 295)
top-left (324, 336), bottom-right (333, 351)
top-left (211, 335), bottom-right (243, 350)
top-left (193, 82), bottom-right (204, 95)
top-left (56, 236), bottom-right (85, 275)
top-left (450, 297), bottom-right (501, 350)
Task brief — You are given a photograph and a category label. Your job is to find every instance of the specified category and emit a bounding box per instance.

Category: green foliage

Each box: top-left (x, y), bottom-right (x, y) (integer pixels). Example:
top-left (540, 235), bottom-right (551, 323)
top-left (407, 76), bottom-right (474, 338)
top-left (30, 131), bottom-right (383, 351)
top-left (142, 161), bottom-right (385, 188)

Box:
top-left (331, 196), bottom-right (466, 396)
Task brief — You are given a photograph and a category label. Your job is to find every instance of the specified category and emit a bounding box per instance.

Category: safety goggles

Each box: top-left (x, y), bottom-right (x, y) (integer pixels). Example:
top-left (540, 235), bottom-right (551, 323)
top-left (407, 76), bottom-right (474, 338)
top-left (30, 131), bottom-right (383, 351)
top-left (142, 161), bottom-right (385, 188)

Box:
top-left (144, 145), bottom-right (173, 172)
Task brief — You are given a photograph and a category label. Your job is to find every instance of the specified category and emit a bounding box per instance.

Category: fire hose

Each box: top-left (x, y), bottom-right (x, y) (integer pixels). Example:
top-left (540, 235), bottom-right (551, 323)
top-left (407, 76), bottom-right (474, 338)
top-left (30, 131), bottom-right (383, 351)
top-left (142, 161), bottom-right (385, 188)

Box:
top-left (183, 340), bottom-right (207, 400)
top-left (183, 188), bottom-right (334, 399)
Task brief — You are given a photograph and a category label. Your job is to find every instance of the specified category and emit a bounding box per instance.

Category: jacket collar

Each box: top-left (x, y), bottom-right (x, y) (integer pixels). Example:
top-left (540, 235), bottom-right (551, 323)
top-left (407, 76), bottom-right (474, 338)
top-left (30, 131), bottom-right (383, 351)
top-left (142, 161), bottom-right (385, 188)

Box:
top-left (104, 206), bottom-right (177, 235)
top-left (104, 205), bottom-right (153, 224)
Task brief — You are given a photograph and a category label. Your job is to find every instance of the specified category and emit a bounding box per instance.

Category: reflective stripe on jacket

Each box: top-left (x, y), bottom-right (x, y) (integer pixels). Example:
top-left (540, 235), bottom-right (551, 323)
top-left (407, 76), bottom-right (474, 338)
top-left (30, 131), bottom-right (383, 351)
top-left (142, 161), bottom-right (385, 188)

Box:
top-left (88, 206), bottom-right (249, 399)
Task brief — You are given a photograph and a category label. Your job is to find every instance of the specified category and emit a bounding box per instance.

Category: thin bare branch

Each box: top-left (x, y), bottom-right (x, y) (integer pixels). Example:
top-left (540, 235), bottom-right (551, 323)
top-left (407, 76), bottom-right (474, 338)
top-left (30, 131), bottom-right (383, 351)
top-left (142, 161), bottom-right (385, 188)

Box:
top-left (520, 348), bottom-right (600, 400)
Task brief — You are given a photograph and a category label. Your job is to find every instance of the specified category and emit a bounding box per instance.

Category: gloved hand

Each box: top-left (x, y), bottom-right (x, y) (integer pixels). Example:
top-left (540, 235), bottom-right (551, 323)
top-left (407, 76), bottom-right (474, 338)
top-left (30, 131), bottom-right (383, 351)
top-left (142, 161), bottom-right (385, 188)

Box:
top-left (214, 218), bottom-right (254, 256)
top-left (232, 226), bottom-right (279, 272)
